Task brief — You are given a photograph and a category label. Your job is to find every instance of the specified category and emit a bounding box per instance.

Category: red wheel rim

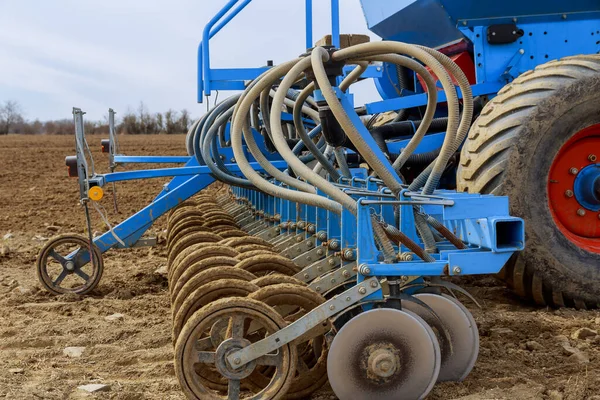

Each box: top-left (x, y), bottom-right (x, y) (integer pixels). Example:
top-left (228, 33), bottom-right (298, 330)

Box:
top-left (547, 124), bottom-right (600, 253)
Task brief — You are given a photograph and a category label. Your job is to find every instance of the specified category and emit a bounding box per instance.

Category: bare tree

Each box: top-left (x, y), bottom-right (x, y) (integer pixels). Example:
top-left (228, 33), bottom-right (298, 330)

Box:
top-left (0, 100), bottom-right (24, 135)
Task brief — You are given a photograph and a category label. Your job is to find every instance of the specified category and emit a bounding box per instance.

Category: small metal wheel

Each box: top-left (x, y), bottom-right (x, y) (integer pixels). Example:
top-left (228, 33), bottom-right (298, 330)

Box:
top-left (36, 234), bottom-right (103, 295)
top-left (175, 297), bottom-right (297, 400)
top-left (327, 308), bottom-right (441, 400)
top-left (403, 293), bottom-right (479, 382)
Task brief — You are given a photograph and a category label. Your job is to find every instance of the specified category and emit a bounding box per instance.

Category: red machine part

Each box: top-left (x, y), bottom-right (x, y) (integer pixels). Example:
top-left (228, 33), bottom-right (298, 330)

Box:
top-left (547, 124), bottom-right (600, 253)
top-left (416, 51), bottom-right (476, 92)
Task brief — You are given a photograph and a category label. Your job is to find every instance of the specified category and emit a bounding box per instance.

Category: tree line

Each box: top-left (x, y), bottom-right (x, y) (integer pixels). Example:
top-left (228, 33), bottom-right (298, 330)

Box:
top-left (0, 100), bottom-right (193, 135)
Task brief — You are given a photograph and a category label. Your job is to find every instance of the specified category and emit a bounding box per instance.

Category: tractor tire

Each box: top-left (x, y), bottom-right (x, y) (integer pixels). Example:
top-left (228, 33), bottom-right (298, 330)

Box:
top-left (457, 55), bottom-right (600, 309)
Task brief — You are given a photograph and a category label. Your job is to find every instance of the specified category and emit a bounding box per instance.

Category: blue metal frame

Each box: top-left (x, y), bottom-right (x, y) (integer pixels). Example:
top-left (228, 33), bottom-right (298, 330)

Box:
top-left (198, 0), bottom-right (343, 102)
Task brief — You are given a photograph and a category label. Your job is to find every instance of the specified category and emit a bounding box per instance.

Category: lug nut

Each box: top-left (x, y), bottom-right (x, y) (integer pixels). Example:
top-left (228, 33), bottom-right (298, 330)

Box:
top-left (370, 280), bottom-right (378, 288)
top-left (577, 208), bottom-right (586, 217)
top-left (565, 190), bottom-right (574, 198)
top-left (358, 287), bottom-right (367, 295)
top-left (589, 154), bottom-right (597, 162)
top-left (569, 167), bottom-right (579, 175)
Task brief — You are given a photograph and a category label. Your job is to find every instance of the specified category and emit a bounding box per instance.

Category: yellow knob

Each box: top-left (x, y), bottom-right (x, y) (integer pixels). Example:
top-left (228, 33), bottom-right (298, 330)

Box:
top-left (89, 186), bottom-right (104, 201)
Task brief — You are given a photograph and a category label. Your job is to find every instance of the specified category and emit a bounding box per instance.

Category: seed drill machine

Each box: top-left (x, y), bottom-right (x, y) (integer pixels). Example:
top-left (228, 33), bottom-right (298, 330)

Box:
top-left (36, 0), bottom-right (599, 398)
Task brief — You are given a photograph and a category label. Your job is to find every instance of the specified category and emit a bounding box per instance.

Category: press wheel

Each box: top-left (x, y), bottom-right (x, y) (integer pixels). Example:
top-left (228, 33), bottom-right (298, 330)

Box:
top-left (175, 297), bottom-right (297, 400)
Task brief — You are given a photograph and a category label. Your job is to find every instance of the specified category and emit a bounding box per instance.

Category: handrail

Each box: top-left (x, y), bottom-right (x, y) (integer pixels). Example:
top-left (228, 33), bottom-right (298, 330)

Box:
top-left (198, 0), bottom-right (341, 103)
top-left (198, 0), bottom-right (252, 102)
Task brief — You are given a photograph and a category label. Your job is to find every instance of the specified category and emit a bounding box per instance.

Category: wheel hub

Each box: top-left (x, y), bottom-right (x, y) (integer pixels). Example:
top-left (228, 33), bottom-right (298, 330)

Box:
top-left (214, 338), bottom-right (256, 380)
top-left (366, 346), bottom-right (399, 379)
top-left (547, 123), bottom-right (600, 252)
top-left (65, 261), bottom-right (75, 271)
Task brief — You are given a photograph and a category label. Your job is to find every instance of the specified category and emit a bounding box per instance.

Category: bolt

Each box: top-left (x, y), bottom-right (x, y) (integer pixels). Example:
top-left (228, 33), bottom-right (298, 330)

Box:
top-left (358, 287), bottom-right (367, 295)
top-left (462, 21), bottom-right (467, 26)
top-left (329, 304), bottom-right (335, 311)
top-left (296, 236), bottom-right (302, 243)
top-left (370, 280), bottom-right (378, 288)
top-left (307, 241), bottom-right (314, 248)
top-left (577, 208), bottom-right (586, 217)
top-left (306, 256), bottom-right (312, 262)
top-left (562, 13), bottom-right (567, 19)
top-left (346, 296), bottom-right (351, 302)
top-left (452, 266), bottom-right (462, 275)
top-left (65, 261), bottom-right (75, 271)
top-left (328, 259), bottom-right (335, 266)
top-left (230, 158), bottom-right (236, 163)
top-left (317, 249), bottom-right (324, 256)
top-left (315, 286), bottom-right (322, 292)
top-left (376, 66), bottom-right (382, 72)
top-left (304, 273), bottom-right (310, 279)
top-left (343, 249), bottom-right (354, 260)
top-left (401, 275), bottom-right (408, 282)
top-left (569, 167), bottom-right (579, 175)
top-left (330, 278), bottom-right (336, 284)
top-left (329, 240), bottom-right (340, 250)
top-left (589, 154), bottom-right (597, 162)
top-left (565, 190), bottom-right (574, 198)
top-left (234, 358), bottom-right (241, 365)
top-left (342, 270), bottom-right (350, 278)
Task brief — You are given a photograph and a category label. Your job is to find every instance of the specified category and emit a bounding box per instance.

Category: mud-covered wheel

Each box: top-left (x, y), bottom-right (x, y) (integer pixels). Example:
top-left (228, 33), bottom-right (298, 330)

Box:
top-left (457, 55), bottom-right (600, 308)
top-left (36, 234), bottom-right (103, 295)
top-left (175, 297), bottom-right (297, 400)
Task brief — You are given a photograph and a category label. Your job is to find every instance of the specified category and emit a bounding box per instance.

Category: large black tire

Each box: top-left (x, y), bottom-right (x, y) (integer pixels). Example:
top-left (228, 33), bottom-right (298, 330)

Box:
top-left (457, 55), bottom-right (600, 309)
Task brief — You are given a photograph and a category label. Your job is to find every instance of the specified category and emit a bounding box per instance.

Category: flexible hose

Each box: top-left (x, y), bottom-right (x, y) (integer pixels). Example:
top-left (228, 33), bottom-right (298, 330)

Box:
top-left (334, 147), bottom-right (352, 178)
top-left (332, 43), bottom-right (460, 196)
top-left (351, 54), bottom-right (438, 170)
top-left (292, 83), bottom-right (339, 180)
top-left (201, 107), bottom-right (254, 188)
top-left (232, 64), bottom-right (315, 193)
top-left (230, 59), bottom-right (342, 213)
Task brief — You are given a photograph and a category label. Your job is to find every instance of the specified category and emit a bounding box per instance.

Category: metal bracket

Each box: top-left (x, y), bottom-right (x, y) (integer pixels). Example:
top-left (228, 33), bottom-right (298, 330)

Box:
top-left (274, 233), bottom-right (305, 252)
top-left (257, 225), bottom-right (281, 241)
top-left (294, 255), bottom-right (341, 283)
top-left (308, 262), bottom-right (357, 294)
top-left (279, 236), bottom-right (315, 258)
top-left (226, 277), bottom-right (382, 367)
top-left (292, 245), bottom-right (327, 269)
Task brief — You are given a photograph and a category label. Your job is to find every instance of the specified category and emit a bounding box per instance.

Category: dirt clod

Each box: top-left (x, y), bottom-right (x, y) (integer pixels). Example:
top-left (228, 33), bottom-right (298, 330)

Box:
top-left (571, 327), bottom-right (598, 340)
top-left (525, 340), bottom-right (543, 351)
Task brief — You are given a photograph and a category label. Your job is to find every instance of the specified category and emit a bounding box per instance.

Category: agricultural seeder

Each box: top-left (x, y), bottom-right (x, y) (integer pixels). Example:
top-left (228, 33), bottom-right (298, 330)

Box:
top-left (36, 0), bottom-right (600, 398)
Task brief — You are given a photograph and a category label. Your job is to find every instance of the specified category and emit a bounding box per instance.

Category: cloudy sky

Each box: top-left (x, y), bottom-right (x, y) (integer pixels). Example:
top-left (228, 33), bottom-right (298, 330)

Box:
top-left (0, 0), bottom-right (385, 122)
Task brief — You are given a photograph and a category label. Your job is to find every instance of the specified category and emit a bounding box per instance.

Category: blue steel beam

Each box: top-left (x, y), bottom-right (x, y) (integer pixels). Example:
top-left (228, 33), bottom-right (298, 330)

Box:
top-left (100, 160), bottom-right (288, 184)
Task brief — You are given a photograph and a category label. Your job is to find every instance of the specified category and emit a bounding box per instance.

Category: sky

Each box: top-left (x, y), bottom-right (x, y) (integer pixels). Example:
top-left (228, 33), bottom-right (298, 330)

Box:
top-left (0, 0), bottom-right (384, 122)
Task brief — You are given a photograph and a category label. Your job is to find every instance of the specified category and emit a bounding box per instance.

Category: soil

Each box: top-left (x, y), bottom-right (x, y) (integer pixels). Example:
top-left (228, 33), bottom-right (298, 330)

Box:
top-left (1, 134), bottom-right (599, 400)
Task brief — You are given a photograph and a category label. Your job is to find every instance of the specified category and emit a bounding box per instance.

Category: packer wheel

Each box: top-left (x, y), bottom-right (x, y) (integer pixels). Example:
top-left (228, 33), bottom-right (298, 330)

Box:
top-left (175, 297), bottom-right (296, 400)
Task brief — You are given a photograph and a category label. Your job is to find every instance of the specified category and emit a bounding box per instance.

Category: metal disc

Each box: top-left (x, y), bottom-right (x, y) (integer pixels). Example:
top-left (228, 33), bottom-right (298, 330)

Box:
top-left (327, 308), bottom-right (441, 400)
top-left (408, 293), bottom-right (479, 382)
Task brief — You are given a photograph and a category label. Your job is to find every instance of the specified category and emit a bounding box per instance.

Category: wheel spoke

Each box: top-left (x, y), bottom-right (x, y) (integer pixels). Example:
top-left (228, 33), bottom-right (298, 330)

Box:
top-left (48, 249), bottom-right (67, 265)
top-left (227, 379), bottom-right (241, 400)
top-left (197, 351), bottom-right (216, 364)
top-left (53, 269), bottom-right (69, 287)
top-left (195, 337), bottom-right (213, 351)
top-left (256, 353), bottom-right (280, 366)
top-left (74, 268), bottom-right (90, 282)
top-left (230, 315), bottom-right (245, 339)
